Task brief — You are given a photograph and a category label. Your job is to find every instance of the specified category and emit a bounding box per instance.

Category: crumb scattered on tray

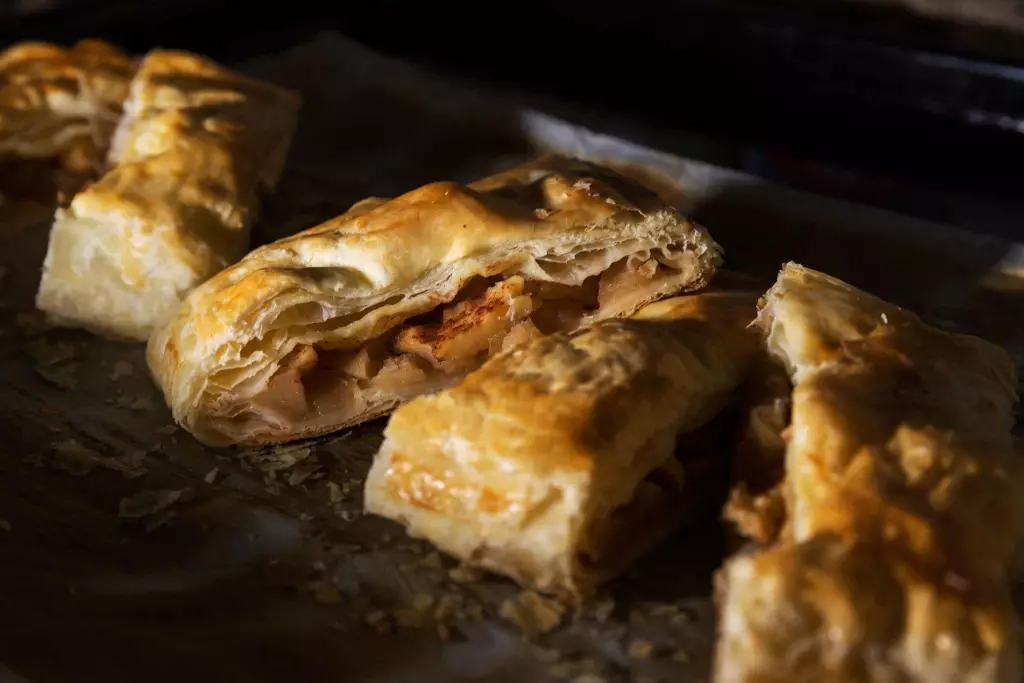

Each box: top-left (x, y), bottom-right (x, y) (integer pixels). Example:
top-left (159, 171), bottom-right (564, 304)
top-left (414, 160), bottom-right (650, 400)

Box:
top-left (628, 640), bottom-right (655, 660)
top-left (393, 594), bottom-right (435, 628)
top-left (109, 360), bottom-right (134, 381)
top-left (327, 481), bottom-right (344, 504)
top-left (0, 519), bottom-right (11, 532)
top-left (129, 396), bottom-right (156, 411)
top-left (588, 596), bottom-right (616, 623)
top-left (422, 551), bottom-right (444, 570)
top-left (203, 467), bottom-right (219, 484)
top-left (448, 564), bottom-right (485, 584)
top-left (310, 581), bottom-right (343, 605)
top-left (364, 609), bottom-right (393, 635)
top-left (15, 311), bottom-right (53, 336)
top-left (36, 363), bottom-right (78, 389)
top-left (118, 488), bottom-right (194, 520)
top-left (245, 444), bottom-right (313, 473)
top-left (26, 337), bottom-right (75, 366)
top-left (286, 459), bottom-right (322, 486)
top-left (671, 649), bottom-right (690, 663)
top-left (500, 590), bottom-right (565, 638)
top-left (571, 674), bottom-right (606, 683)
top-left (48, 438), bottom-right (148, 478)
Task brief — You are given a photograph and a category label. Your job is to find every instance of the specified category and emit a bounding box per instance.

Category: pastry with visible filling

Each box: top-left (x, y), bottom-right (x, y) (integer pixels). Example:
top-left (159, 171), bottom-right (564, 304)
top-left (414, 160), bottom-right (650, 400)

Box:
top-left (715, 263), bottom-right (1023, 683)
top-left (364, 292), bottom-right (759, 600)
top-left (0, 39), bottom-right (136, 199)
top-left (35, 49), bottom-right (300, 340)
top-left (147, 157), bottom-right (722, 446)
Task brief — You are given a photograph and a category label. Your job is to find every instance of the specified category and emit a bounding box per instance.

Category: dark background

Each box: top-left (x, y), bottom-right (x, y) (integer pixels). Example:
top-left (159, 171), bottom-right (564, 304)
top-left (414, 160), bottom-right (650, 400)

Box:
top-left (5, 0), bottom-right (1024, 240)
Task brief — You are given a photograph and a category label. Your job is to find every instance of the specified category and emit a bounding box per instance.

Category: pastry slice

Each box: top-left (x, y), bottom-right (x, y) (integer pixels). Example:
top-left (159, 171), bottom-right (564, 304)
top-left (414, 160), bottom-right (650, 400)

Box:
top-left (147, 157), bottom-right (722, 446)
top-left (715, 263), bottom-right (1022, 683)
top-left (0, 39), bottom-right (136, 198)
top-left (364, 292), bottom-right (759, 600)
top-left (35, 49), bottom-right (300, 340)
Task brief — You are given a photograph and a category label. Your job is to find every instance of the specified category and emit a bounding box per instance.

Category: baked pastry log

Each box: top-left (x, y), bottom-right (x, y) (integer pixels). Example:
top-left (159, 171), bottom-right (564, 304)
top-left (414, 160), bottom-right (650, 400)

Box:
top-left (715, 263), bottom-right (1023, 683)
top-left (35, 50), bottom-right (300, 340)
top-left (364, 292), bottom-right (759, 600)
top-left (0, 39), bottom-right (136, 196)
top-left (147, 157), bottom-right (722, 446)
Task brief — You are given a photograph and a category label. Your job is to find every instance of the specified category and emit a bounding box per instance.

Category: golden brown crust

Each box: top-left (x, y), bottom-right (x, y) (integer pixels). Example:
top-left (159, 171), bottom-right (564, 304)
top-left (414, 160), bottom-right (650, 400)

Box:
top-left (35, 49), bottom-right (300, 340)
top-left (364, 292), bottom-right (759, 601)
top-left (0, 39), bottom-right (135, 174)
top-left (715, 263), bottom-right (1022, 683)
top-left (147, 157), bottom-right (722, 446)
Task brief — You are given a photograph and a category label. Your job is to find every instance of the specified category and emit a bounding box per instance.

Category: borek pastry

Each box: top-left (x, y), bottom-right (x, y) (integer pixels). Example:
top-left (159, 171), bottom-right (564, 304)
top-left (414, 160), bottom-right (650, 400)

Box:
top-left (0, 39), bottom-right (135, 197)
top-left (365, 292), bottom-right (759, 600)
top-left (148, 157), bottom-right (722, 446)
top-left (36, 49), bottom-right (299, 340)
top-left (715, 263), bottom-right (1023, 683)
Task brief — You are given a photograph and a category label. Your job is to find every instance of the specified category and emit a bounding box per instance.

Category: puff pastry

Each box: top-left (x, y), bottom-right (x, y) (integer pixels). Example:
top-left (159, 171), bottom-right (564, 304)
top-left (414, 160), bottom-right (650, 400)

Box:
top-left (0, 39), bottom-right (135, 197)
top-left (147, 157), bottom-right (722, 446)
top-left (715, 263), bottom-right (1023, 683)
top-left (364, 292), bottom-right (759, 600)
top-left (35, 49), bottom-right (300, 340)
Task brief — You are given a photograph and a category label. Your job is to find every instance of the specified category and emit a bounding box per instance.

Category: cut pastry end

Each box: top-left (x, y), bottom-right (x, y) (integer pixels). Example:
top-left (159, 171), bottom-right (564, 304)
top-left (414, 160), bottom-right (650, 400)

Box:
top-left (35, 208), bottom-right (208, 340)
top-left (34, 48), bottom-right (299, 341)
top-left (363, 295), bottom-right (759, 601)
top-left (150, 157), bottom-right (722, 447)
top-left (366, 412), bottom-right (732, 602)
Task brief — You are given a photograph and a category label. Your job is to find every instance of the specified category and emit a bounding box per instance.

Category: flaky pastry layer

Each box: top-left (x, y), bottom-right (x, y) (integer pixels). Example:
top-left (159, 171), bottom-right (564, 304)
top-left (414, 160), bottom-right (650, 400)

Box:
top-left (365, 292), bottom-right (759, 601)
top-left (35, 49), bottom-right (300, 340)
top-left (715, 263), bottom-right (1023, 683)
top-left (148, 157), bottom-right (722, 446)
top-left (0, 39), bottom-right (135, 172)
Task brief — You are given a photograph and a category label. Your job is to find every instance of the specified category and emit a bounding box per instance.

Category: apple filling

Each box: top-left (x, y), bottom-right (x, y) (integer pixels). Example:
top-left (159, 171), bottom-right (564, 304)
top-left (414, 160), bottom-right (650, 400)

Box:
top-left (227, 249), bottom-right (701, 438)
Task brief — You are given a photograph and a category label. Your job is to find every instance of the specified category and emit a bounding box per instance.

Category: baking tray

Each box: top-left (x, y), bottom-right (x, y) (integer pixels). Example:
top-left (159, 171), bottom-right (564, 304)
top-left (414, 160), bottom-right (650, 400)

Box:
top-left (0, 32), bottom-right (1022, 683)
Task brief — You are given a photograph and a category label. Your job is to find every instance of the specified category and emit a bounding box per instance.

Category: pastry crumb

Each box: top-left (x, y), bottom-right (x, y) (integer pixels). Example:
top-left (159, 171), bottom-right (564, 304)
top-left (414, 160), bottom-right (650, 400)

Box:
top-left (628, 639), bottom-right (655, 660)
top-left (327, 481), bottom-right (344, 504)
top-left (51, 439), bottom-right (147, 478)
top-left (118, 488), bottom-right (193, 520)
top-left (129, 396), bottom-right (155, 411)
top-left (26, 337), bottom-right (75, 366)
top-left (0, 519), bottom-right (11, 531)
top-left (15, 312), bottom-right (53, 336)
top-left (203, 467), bottom-right (219, 484)
top-left (589, 596), bottom-right (616, 623)
top-left (421, 551), bottom-right (444, 569)
top-left (500, 590), bottom-right (565, 638)
top-left (36, 363), bottom-right (78, 389)
top-left (448, 564), bottom-right (485, 583)
top-left (364, 609), bottom-right (393, 635)
top-left (109, 360), bottom-right (134, 380)
top-left (393, 594), bottom-right (435, 629)
top-left (670, 610), bottom-right (694, 626)
top-left (671, 649), bottom-right (690, 663)
top-left (311, 581), bottom-right (343, 605)
top-left (286, 459), bottom-right (321, 486)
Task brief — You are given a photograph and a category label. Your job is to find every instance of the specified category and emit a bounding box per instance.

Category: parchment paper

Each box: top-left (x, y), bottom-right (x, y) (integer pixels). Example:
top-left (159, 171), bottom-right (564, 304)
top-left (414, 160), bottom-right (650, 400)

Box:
top-left (0, 32), bottom-right (1021, 683)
